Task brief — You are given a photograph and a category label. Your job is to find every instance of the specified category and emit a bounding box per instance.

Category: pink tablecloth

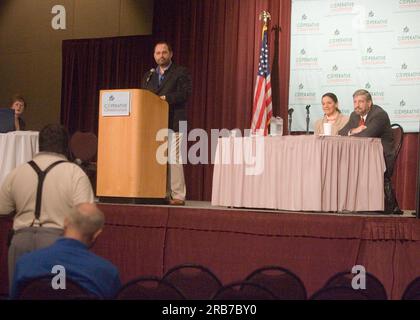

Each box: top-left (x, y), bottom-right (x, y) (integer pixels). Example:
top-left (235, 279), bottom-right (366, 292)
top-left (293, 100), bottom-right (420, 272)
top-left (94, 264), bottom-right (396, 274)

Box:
top-left (211, 135), bottom-right (386, 212)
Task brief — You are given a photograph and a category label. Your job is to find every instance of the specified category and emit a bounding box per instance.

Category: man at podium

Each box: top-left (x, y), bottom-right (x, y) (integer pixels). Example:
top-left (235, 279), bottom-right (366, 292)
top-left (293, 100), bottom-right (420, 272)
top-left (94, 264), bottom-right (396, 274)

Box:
top-left (141, 41), bottom-right (192, 205)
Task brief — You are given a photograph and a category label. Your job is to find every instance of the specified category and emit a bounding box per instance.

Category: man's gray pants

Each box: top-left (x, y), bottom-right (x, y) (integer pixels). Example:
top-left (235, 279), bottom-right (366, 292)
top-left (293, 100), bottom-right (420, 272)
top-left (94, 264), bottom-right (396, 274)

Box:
top-left (8, 227), bottom-right (63, 291)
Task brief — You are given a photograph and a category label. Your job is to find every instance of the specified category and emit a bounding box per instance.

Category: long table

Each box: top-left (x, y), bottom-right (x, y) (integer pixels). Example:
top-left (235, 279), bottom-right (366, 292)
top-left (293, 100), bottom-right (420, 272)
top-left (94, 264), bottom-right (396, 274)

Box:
top-left (212, 135), bottom-right (386, 212)
top-left (0, 131), bottom-right (39, 186)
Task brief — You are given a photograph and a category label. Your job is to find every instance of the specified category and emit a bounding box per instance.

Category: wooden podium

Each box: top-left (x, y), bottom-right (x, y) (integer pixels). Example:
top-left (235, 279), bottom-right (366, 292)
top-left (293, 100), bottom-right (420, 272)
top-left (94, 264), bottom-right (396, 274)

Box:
top-left (96, 89), bottom-right (169, 202)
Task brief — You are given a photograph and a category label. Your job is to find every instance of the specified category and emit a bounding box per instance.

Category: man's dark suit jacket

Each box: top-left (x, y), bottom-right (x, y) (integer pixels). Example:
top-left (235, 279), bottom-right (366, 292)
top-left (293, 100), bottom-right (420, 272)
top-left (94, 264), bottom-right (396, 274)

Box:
top-left (338, 104), bottom-right (394, 174)
top-left (141, 63), bottom-right (192, 132)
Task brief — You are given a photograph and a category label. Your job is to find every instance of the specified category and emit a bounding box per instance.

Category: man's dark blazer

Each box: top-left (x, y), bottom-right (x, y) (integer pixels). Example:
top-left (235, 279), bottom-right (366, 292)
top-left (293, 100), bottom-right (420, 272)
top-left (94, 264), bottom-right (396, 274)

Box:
top-left (338, 104), bottom-right (394, 174)
top-left (141, 63), bottom-right (192, 132)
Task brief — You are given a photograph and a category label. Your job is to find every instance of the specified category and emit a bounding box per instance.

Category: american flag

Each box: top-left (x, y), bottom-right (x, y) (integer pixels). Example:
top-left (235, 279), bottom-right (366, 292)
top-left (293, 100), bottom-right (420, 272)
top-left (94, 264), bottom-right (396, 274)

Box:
top-left (251, 24), bottom-right (272, 135)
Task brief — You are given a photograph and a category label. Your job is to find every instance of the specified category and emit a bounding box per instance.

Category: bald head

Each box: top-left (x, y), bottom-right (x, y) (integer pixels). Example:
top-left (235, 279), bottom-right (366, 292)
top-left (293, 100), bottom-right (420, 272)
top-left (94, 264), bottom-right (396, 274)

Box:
top-left (64, 203), bottom-right (105, 246)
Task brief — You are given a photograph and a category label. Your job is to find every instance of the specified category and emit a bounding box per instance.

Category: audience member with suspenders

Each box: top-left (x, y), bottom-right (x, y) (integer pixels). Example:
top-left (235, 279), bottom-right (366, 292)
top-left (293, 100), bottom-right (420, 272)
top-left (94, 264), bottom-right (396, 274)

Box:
top-left (0, 124), bottom-right (95, 288)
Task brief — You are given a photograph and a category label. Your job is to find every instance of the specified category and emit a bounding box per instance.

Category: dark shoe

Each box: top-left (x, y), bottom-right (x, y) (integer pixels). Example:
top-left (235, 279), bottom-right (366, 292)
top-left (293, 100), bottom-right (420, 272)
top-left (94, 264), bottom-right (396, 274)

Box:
top-left (168, 199), bottom-right (185, 206)
top-left (392, 206), bottom-right (403, 215)
top-left (383, 206), bottom-right (403, 215)
top-left (384, 178), bottom-right (402, 215)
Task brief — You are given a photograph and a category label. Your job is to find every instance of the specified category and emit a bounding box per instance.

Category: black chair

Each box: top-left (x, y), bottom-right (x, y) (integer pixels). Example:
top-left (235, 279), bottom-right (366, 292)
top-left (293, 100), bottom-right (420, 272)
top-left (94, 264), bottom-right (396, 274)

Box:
top-left (212, 281), bottom-right (276, 300)
top-left (391, 123), bottom-right (404, 163)
top-left (69, 131), bottom-right (98, 191)
top-left (323, 271), bottom-right (387, 300)
top-left (16, 275), bottom-right (96, 300)
top-left (310, 286), bottom-right (370, 300)
top-left (244, 266), bottom-right (307, 300)
top-left (402, 276), bottom-right (420, 300)
top-left (116, 276), bottom-right (185, 300)
top-left (384, 124), bottom-right (404, 214)
top-left (162, 264), bottom-right (222, 300)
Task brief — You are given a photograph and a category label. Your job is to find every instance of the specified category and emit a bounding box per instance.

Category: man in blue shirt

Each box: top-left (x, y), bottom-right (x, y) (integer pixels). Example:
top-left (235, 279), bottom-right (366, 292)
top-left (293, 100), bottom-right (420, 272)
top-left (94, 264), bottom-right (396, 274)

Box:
top-left (11, 203), bottom-right (121, 299)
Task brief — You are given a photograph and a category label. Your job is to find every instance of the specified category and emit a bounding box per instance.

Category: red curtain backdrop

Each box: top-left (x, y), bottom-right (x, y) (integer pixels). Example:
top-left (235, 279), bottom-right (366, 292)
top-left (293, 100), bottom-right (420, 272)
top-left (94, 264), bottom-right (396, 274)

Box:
top-left (393, 134), bottom-right (419, 211)
top-left (60, 0), bottom-right (419, 209)
top-left (61, 35), bottom-right (154, 134)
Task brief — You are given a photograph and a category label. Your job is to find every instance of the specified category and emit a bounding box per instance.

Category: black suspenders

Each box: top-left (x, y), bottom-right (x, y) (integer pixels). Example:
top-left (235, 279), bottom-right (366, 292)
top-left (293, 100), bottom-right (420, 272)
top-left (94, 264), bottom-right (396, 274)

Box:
top-left (27, 160), bottom-right (67, 227)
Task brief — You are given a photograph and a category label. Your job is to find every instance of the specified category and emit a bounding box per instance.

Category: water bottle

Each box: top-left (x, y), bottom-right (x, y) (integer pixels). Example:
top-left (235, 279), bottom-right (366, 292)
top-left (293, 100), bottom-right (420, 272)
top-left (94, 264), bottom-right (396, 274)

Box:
top-left (270, 116), bottom-right (283, 136)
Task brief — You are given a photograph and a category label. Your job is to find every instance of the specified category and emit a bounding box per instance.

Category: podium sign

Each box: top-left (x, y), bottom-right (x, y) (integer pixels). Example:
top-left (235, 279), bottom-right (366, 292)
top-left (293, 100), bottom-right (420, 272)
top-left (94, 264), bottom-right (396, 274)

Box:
top-left (101, 91), bottom-right (131, 116)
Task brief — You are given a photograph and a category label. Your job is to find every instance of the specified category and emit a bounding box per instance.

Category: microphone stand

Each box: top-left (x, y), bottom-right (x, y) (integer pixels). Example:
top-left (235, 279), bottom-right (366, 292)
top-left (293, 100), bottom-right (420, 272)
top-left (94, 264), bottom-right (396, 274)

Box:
top-left (305, 105), bottom-right (311, 135)
top-left (288, 108), bottom-right (294, 135)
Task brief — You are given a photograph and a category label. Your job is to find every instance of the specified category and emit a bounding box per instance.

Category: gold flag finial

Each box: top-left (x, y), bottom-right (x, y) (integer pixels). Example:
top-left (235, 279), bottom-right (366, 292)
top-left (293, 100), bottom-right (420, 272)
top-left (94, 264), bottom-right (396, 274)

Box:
top-left (259, 11), bottom-right (271, 26)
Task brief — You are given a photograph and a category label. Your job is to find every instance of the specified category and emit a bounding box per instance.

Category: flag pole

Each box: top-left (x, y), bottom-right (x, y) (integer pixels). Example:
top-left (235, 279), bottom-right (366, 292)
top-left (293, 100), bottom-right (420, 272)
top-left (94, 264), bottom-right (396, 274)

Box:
top-left (259, 10), bottom-right (271, 35)
top-left (260, 11), bottom-right (271, 135)
top-left (251, 10), bottom-right (273, 135)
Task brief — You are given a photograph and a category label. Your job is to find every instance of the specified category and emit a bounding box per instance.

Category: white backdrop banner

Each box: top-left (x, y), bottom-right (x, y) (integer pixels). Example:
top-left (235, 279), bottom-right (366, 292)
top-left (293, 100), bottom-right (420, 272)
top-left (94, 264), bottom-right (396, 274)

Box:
top-left (289, 0), bottom-right (420, 133)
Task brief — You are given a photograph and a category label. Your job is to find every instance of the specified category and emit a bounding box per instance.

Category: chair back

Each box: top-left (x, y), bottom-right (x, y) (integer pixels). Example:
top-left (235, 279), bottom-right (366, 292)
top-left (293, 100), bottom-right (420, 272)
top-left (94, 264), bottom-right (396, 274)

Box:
top-left (163, 264), bottom-right (222, 300)
top-left (16, 275), bottom-right (95, 300)
top-left (244, 266), bottom-right (307, 300)
top-left (391, 123), bottom-right (404, 163)
top-left (0, 108), bottom-right (15, 133)
top-left (70, 131), bottom-right (98, 162)
top-left (212, 281), bottom-right (276, 300)
top-left (116, 276), bottom-right (185, 300)
top-left (310, 286), bottom-right (370, 300)
top-left (402, 276), bottom-right (420, 300)
top-left (323, 271), bottom-right (387, 300)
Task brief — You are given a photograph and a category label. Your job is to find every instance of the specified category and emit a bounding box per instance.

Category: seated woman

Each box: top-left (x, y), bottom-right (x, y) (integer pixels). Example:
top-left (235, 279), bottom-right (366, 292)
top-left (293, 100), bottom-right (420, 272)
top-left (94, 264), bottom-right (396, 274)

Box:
top-left (10, 95), bottom-right (26, 131)
top-left (314, 92), bottom-right (348, 135)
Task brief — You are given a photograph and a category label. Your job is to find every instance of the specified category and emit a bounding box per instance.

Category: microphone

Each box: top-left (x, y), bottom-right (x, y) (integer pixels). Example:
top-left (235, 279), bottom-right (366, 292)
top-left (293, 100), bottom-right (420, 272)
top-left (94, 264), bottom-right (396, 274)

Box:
top-left (145, 68), bottom-right (155, 84)
top-left (305, 105), bottom-right (311, 135)
top-left (288, 108), bottom-right (294, 135)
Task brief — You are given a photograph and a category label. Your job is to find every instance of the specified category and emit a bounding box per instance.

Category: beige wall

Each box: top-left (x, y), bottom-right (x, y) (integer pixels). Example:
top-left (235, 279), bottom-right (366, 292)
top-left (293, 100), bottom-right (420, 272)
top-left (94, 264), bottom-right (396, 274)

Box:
top-left (0, 0), bottom-right (153, 130)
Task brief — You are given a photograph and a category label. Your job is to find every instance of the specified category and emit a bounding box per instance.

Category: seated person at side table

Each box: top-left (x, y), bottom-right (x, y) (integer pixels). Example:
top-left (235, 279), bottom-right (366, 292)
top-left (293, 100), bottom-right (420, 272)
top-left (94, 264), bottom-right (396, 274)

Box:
top-left (9, 94), bottom-right (26, 131)
top-left (11, 203), bottom-right (121, 299)
top-left (338, 89), bottom-right (402, 215)
top-left (314, 92), bottom-right (349, 135)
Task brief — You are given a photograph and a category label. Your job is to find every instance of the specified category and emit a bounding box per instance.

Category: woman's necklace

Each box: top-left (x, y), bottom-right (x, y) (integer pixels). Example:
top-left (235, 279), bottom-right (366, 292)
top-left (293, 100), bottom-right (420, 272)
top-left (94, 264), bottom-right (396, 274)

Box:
top-left (326, 112), bottom-right (338, 123)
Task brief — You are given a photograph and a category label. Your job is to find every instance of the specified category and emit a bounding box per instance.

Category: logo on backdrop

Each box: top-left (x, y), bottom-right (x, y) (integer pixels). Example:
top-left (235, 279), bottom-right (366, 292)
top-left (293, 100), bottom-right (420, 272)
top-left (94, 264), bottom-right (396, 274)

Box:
top-left (295, 48), bottom-right (319, 68)
top-left (394, 98), bottom-right (420, 120)
top-left (364, 10), bottom-right (388, 30)
top-left (397, 26), bottom-right (420, 46)
top-left (361, 47), bottom-right (386, 65)
top-left (330, 1), bottom-right (355, 14)
top-left (326, 65), bottom-right (352, 84)
top-left (399, 0), bottom-right (420, 10)
top-left (296, 13), bottom-right (320, 33)
top-left (395, 63), bottom-right (420, 84)
top-left (328, 29), bottom-right (353, 49)
top-left (364, 83), bottom-right (385, 103)
top-left (294, 83), bottom-right (317, 103)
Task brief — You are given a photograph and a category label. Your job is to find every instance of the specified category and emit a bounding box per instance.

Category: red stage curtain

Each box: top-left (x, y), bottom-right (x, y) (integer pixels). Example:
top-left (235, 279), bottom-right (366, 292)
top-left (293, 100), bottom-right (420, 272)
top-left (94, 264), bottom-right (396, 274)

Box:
top-left (60, 35), bottom-right (154, 134)
top-left (393, 134), bottom-right (419, 210)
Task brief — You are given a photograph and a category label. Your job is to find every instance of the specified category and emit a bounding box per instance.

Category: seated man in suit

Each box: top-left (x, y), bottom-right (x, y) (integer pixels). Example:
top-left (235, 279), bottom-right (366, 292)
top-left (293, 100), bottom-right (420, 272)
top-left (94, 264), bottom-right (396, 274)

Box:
top-left (338, 89), bottom-right (402, 215)
top-left (11, 203), bottom-right (121, 299)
